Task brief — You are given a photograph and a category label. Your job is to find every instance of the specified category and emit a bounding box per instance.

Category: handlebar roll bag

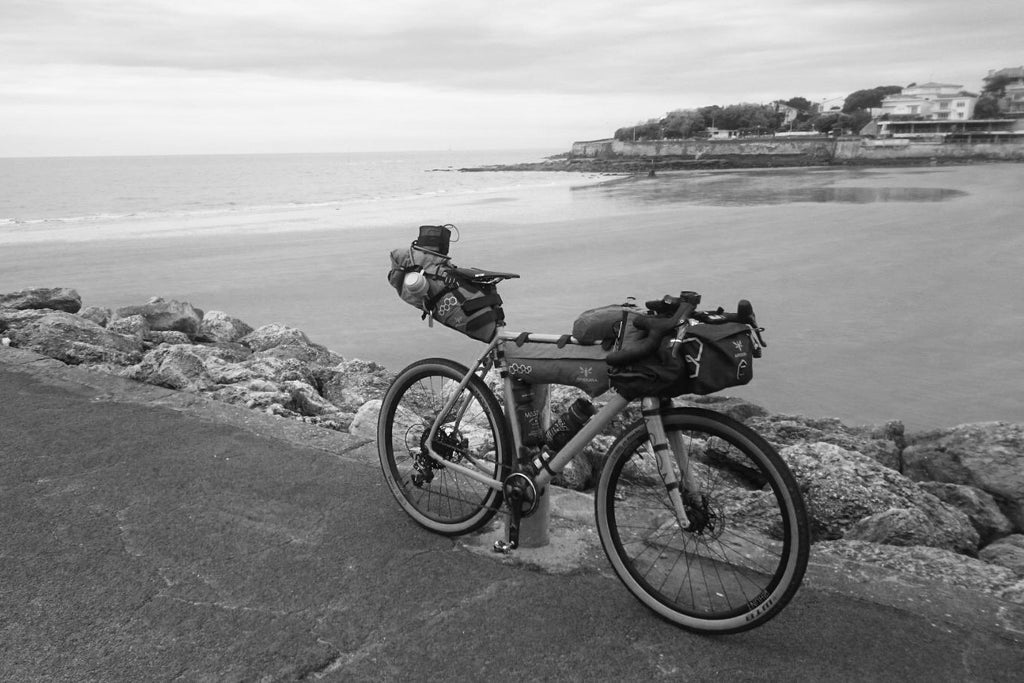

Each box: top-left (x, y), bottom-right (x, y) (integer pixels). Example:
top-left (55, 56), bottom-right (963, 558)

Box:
top-left (608, 322), bottom-right (757, 399)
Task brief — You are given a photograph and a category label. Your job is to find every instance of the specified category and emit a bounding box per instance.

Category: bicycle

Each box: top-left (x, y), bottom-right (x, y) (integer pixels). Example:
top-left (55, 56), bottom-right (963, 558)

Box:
top-left (377, 265), bottom-right (809, 634)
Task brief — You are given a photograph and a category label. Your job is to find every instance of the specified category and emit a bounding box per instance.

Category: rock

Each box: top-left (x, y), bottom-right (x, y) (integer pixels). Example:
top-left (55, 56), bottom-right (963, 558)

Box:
top-left (321, 360), bottom-right (395, 411)
top-left (919, 482), bottom-right (1014, 546)
top-left (349, 400), bottom-right (381, 440)
top-left (240, 324), bottom-right (311, 352)
top-left (676, 395), bottom-right (769, 422)
top-left (149, 330), bottom-right (192, 345)
top-left (107, 314), bottom-right (150, 340)
top-left (281, 380), bottom-right (341, 417)
top-left (845, 507), bottom-right (978, 554)
top-left (0, 287), bottom-right (82, 313)
top-left (0, 308), bottom-right (47, 333)
top-left (902, 422), bottom-right (1024, 531)
top-left (750, 414), bottom-right (904, 470)
top-left (199, 311), bottom-right (253, 343)
top-left (5, 311), bottom-right (143, 365)
top-left (78, 306), bottom-right (111, 327)
top-left (114, 298), bottom-right (204, 338)
top-left (816, 540), bottom-right (1023, 601)
top-left (780, 442), bottom-right (978, 553)
top-left (979, 534), bottom-right (1024, 577)
top-left (121, 345), bottom-right (214, 392)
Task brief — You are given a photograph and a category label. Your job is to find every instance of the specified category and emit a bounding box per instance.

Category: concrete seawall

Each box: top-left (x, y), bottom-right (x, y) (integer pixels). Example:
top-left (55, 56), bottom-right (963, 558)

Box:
top-left (572, 137), bottom-right (1024, 163)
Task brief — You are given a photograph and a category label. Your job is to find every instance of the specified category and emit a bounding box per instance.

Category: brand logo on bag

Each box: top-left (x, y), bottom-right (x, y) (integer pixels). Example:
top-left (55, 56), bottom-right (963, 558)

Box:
top-left (436, 294), bottom-right (459, 316)
top-left (508, 362), bottom-right (533, 376)
top-left (732, 339), bottom-right (745, 353)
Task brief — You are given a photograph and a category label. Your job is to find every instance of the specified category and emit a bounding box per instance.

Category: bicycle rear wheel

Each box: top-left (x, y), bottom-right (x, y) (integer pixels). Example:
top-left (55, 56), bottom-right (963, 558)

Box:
top-left (595, 407), bottom-right (808, 634)
top-left (377, 358), bottom-right (512, 535)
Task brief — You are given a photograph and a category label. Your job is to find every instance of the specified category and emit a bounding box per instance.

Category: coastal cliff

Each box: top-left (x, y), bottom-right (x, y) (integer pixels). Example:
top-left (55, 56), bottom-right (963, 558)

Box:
top-left (3, 287), bottom-right (1024, 603)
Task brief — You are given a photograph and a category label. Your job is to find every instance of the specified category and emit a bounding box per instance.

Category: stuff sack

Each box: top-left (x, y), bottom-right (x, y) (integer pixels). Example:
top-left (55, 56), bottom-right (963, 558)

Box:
top-left (388, 245), bottom-right (504, 343)
top-left (572, 303), bottom-right (644, 348)
top-left (504, 340), bottom-right (610, 397)
top-left (608, 322), bottom-right (757, 399)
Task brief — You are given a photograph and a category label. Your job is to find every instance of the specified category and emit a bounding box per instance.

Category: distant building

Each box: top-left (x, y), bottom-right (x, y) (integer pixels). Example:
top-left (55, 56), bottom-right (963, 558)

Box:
top-left (878, 83), bottom-right (977, 120)
top-left (707, 127), bottom-right (739, 140)
top-left (986, 66), bottom-right (1024, 115)
top-left (815, 96), bottom-right (846, 113)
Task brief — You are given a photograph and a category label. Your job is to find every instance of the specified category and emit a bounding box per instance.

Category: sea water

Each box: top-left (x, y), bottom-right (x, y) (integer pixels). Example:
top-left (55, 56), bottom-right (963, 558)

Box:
top-left (1, 153), bottom-right (1021, 431)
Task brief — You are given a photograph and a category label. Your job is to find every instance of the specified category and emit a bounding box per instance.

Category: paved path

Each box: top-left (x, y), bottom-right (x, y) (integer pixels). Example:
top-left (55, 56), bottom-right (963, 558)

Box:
top-left (2, 346), bottom-right (1023, 681)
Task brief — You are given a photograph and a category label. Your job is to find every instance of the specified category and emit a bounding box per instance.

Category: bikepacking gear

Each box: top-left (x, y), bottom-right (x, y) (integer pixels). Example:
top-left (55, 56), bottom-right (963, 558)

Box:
top-left (504, 339), bottom-right (611, 397)
top-left (388, 242), bottom-right (505, 343)
top-left (571, 302), bottom-right (644, 348)
top-left (608, 322), bottom-right (761, 399)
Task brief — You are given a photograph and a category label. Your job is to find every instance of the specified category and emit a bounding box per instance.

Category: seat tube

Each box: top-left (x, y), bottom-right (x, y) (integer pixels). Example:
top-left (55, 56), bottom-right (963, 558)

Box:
top-left (641, 397), bottom-right (691, 529)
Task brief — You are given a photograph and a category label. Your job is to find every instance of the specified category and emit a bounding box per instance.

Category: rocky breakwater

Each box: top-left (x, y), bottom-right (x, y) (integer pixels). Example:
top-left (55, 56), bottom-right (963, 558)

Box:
top-left (3, 287), bottom-right (1024, 605)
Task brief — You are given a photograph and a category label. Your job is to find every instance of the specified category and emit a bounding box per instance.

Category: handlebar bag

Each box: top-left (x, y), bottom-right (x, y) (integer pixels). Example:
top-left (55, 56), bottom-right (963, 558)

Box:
top-left (505, 340), bottom-right (610, 397)
top-left (608, 322), bottom-right (756, 399)
top-left (388, 246), bottom-right (504, 343)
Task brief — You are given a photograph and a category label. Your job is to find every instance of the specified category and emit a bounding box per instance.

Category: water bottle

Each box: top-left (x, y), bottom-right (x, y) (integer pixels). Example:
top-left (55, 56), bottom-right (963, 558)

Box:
top-left (511, 381), bottom-right (544, 448)
top-left (403, 271), bottom-right (429, 303)
top-left (545, 398), bottom-right (597, 451)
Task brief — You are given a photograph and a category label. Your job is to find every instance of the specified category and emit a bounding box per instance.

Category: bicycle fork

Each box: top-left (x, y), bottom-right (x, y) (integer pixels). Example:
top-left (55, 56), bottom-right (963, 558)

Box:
top-left (641, 398), bottom-right (701, 531)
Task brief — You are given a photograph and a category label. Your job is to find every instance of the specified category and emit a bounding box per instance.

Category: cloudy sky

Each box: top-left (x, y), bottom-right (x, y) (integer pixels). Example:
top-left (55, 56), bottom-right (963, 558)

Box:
top-left (1, 0), bottom-right (1021, 157)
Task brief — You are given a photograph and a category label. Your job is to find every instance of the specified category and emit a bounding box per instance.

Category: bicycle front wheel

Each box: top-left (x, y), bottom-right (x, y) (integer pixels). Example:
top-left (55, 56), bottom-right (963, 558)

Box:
top-left (595, 407), bottom-right (808, 634)
top-left (377, 358), bottom-right (512, 536)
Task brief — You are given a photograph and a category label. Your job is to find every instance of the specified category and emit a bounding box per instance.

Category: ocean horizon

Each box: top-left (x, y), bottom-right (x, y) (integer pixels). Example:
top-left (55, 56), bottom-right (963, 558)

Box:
top-left (1, 152), bottom-right (1022, 432)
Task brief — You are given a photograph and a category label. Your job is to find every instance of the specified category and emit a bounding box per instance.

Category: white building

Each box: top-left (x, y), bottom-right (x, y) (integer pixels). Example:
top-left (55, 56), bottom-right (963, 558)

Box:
top-left (878, 82), bottom-right (977, 120)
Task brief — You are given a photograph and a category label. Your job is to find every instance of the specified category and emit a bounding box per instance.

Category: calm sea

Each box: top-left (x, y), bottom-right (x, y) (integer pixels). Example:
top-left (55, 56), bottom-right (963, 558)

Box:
top-left (0, 150), bottom-right (567, 224)
top-left (1, 152), bottom-right (1022, 431)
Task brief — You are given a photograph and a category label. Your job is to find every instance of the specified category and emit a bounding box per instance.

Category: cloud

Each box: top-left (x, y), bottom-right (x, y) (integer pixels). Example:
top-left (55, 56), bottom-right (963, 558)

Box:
top-left (1, 0), bottom-right (1022, 155)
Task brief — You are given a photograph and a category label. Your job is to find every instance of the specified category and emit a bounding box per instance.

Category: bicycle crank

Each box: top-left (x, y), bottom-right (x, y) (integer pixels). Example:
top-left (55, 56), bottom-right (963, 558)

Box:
top-left (493, 473), bottom-right (539, 554)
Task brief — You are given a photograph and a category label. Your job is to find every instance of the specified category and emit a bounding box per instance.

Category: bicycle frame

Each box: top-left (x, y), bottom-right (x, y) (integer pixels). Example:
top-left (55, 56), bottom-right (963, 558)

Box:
top-left (420, 328), bottom-right (698, 529)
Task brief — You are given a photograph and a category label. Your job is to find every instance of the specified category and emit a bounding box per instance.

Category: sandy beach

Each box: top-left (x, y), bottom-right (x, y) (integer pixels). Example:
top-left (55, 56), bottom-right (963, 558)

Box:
top-left (2, 164), bottom-right (1022, 431)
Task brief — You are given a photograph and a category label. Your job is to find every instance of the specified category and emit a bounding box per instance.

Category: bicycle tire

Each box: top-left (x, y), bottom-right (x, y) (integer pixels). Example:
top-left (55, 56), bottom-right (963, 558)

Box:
top-left (377, 358), bottom-right (512, 535)
top-left (595, 407), bottom-right (809, 634)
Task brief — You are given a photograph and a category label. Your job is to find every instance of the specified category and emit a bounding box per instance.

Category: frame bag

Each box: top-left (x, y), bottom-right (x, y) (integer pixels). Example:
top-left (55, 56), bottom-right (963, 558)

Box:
top-left (504, 340), bottom-right (610, 397)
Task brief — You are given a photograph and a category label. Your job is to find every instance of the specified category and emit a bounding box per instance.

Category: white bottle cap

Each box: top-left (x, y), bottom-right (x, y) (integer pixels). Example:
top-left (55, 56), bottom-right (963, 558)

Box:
top-left (404, 271), bottom-right (429, 297)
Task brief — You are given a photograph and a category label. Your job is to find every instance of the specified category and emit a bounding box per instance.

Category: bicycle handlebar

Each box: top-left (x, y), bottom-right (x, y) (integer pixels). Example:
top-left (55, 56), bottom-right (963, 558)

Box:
top-left (605, 299), bottom-right (695, 367)
top-left (605, 296), bottom-right (762, 367)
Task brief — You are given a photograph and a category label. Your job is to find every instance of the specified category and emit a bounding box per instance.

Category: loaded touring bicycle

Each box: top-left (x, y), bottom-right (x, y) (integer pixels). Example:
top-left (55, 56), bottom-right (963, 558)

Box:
top-left (377, 225), bottom-right (809, 634)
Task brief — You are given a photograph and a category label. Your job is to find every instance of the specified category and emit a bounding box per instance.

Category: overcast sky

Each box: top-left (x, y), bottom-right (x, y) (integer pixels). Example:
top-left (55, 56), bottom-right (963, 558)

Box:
top-left (2, 0), bottom-right (1021, 157)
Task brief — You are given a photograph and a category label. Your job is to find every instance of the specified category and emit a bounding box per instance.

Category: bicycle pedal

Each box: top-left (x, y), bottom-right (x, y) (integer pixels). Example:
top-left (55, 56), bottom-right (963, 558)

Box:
top-left (492, 538), bottom-right (517, 554)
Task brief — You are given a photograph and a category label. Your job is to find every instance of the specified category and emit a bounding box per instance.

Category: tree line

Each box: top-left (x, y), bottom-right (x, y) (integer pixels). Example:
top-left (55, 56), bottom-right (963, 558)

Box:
top-left (614, 74), bottom-right (1013, 142)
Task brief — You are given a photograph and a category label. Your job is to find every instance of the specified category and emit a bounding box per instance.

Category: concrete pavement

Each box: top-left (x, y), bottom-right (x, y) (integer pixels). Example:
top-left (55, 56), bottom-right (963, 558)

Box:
top-left (2, 346), bottom-right (1023, 681)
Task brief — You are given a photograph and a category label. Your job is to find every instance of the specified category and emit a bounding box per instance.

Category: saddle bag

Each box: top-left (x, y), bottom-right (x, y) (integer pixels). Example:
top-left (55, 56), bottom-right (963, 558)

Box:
top-left (388, 244), bottom-right (504, 343)
top-left (504, 340), bottom-right (611, 397)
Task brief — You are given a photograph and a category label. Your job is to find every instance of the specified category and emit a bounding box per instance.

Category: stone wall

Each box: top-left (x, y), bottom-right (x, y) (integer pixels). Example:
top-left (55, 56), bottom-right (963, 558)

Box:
top-left (572, 137), bottom-right (1024, 163)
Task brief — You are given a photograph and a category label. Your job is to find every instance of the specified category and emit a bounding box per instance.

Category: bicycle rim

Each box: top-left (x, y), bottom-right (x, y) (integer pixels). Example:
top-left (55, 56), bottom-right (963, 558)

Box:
top-left (377, 358), bottom-right (511, 535)
top-left (596, 408), bottom-right (808, 634)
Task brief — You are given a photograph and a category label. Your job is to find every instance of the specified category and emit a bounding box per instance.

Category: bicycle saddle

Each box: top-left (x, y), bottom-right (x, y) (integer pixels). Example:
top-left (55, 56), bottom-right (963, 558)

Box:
top-left (451, 266), bottom-right (520, 282)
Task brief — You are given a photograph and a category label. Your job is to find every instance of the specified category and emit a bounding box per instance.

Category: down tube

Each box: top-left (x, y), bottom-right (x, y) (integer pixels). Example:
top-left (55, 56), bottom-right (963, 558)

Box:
top-left (534, 394), bottom-right (629, 489)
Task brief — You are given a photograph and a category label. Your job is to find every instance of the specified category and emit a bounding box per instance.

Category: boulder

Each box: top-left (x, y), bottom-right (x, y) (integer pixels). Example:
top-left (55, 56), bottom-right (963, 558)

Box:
top-left (749, 414), bottom-right (905, 470)
top-left (676, 395), bottom-right (770, 423)
top-left (121, 345), bottom-right (214, 392)
top-left (5, 311), bottom-right (143, 365)
top-left (816, 540), bottom-right (1023, 602)
top-left (349, 399), bottom-right (381, 440)
top-left (845, 507), bottom-right (978, 554)
top-left (321, 360), bottom-right (396, 412)
top-left (149, 331), bottom-right (192, 345)
top-left (240, 324), bottom-right (311, 352)
top-left (902, 422), bottom-right (1024, 531)
top-left (780, 442), bottom-right (978, 553)
top-left (78, 306), bottom-right (111, 327)
top-left (979, 534), bottom-right (1024, 577)
top-left (199, 311), bottom-right (253, 343)
top-left (114, 298), bottom-right (204, 338)
top-left (0, 287), bottom-right (82, 313)
top-left (918, 482), bottom-right (1014, 546)
top-left (107, 314), bottom-right (149, 341)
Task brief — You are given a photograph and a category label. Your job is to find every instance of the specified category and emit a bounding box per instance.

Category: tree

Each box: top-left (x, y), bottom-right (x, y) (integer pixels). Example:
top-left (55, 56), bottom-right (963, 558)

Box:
top-left (661, 109), bottom-right (705, 139)
top-left (843, 86), bottom-right (902, 113)
top-left (784, 97), bottom-right (813, 113)
top-left (982, 73), bottom-right (1014, 97)
top-left (973, 95), bottom-right (1002, 119)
